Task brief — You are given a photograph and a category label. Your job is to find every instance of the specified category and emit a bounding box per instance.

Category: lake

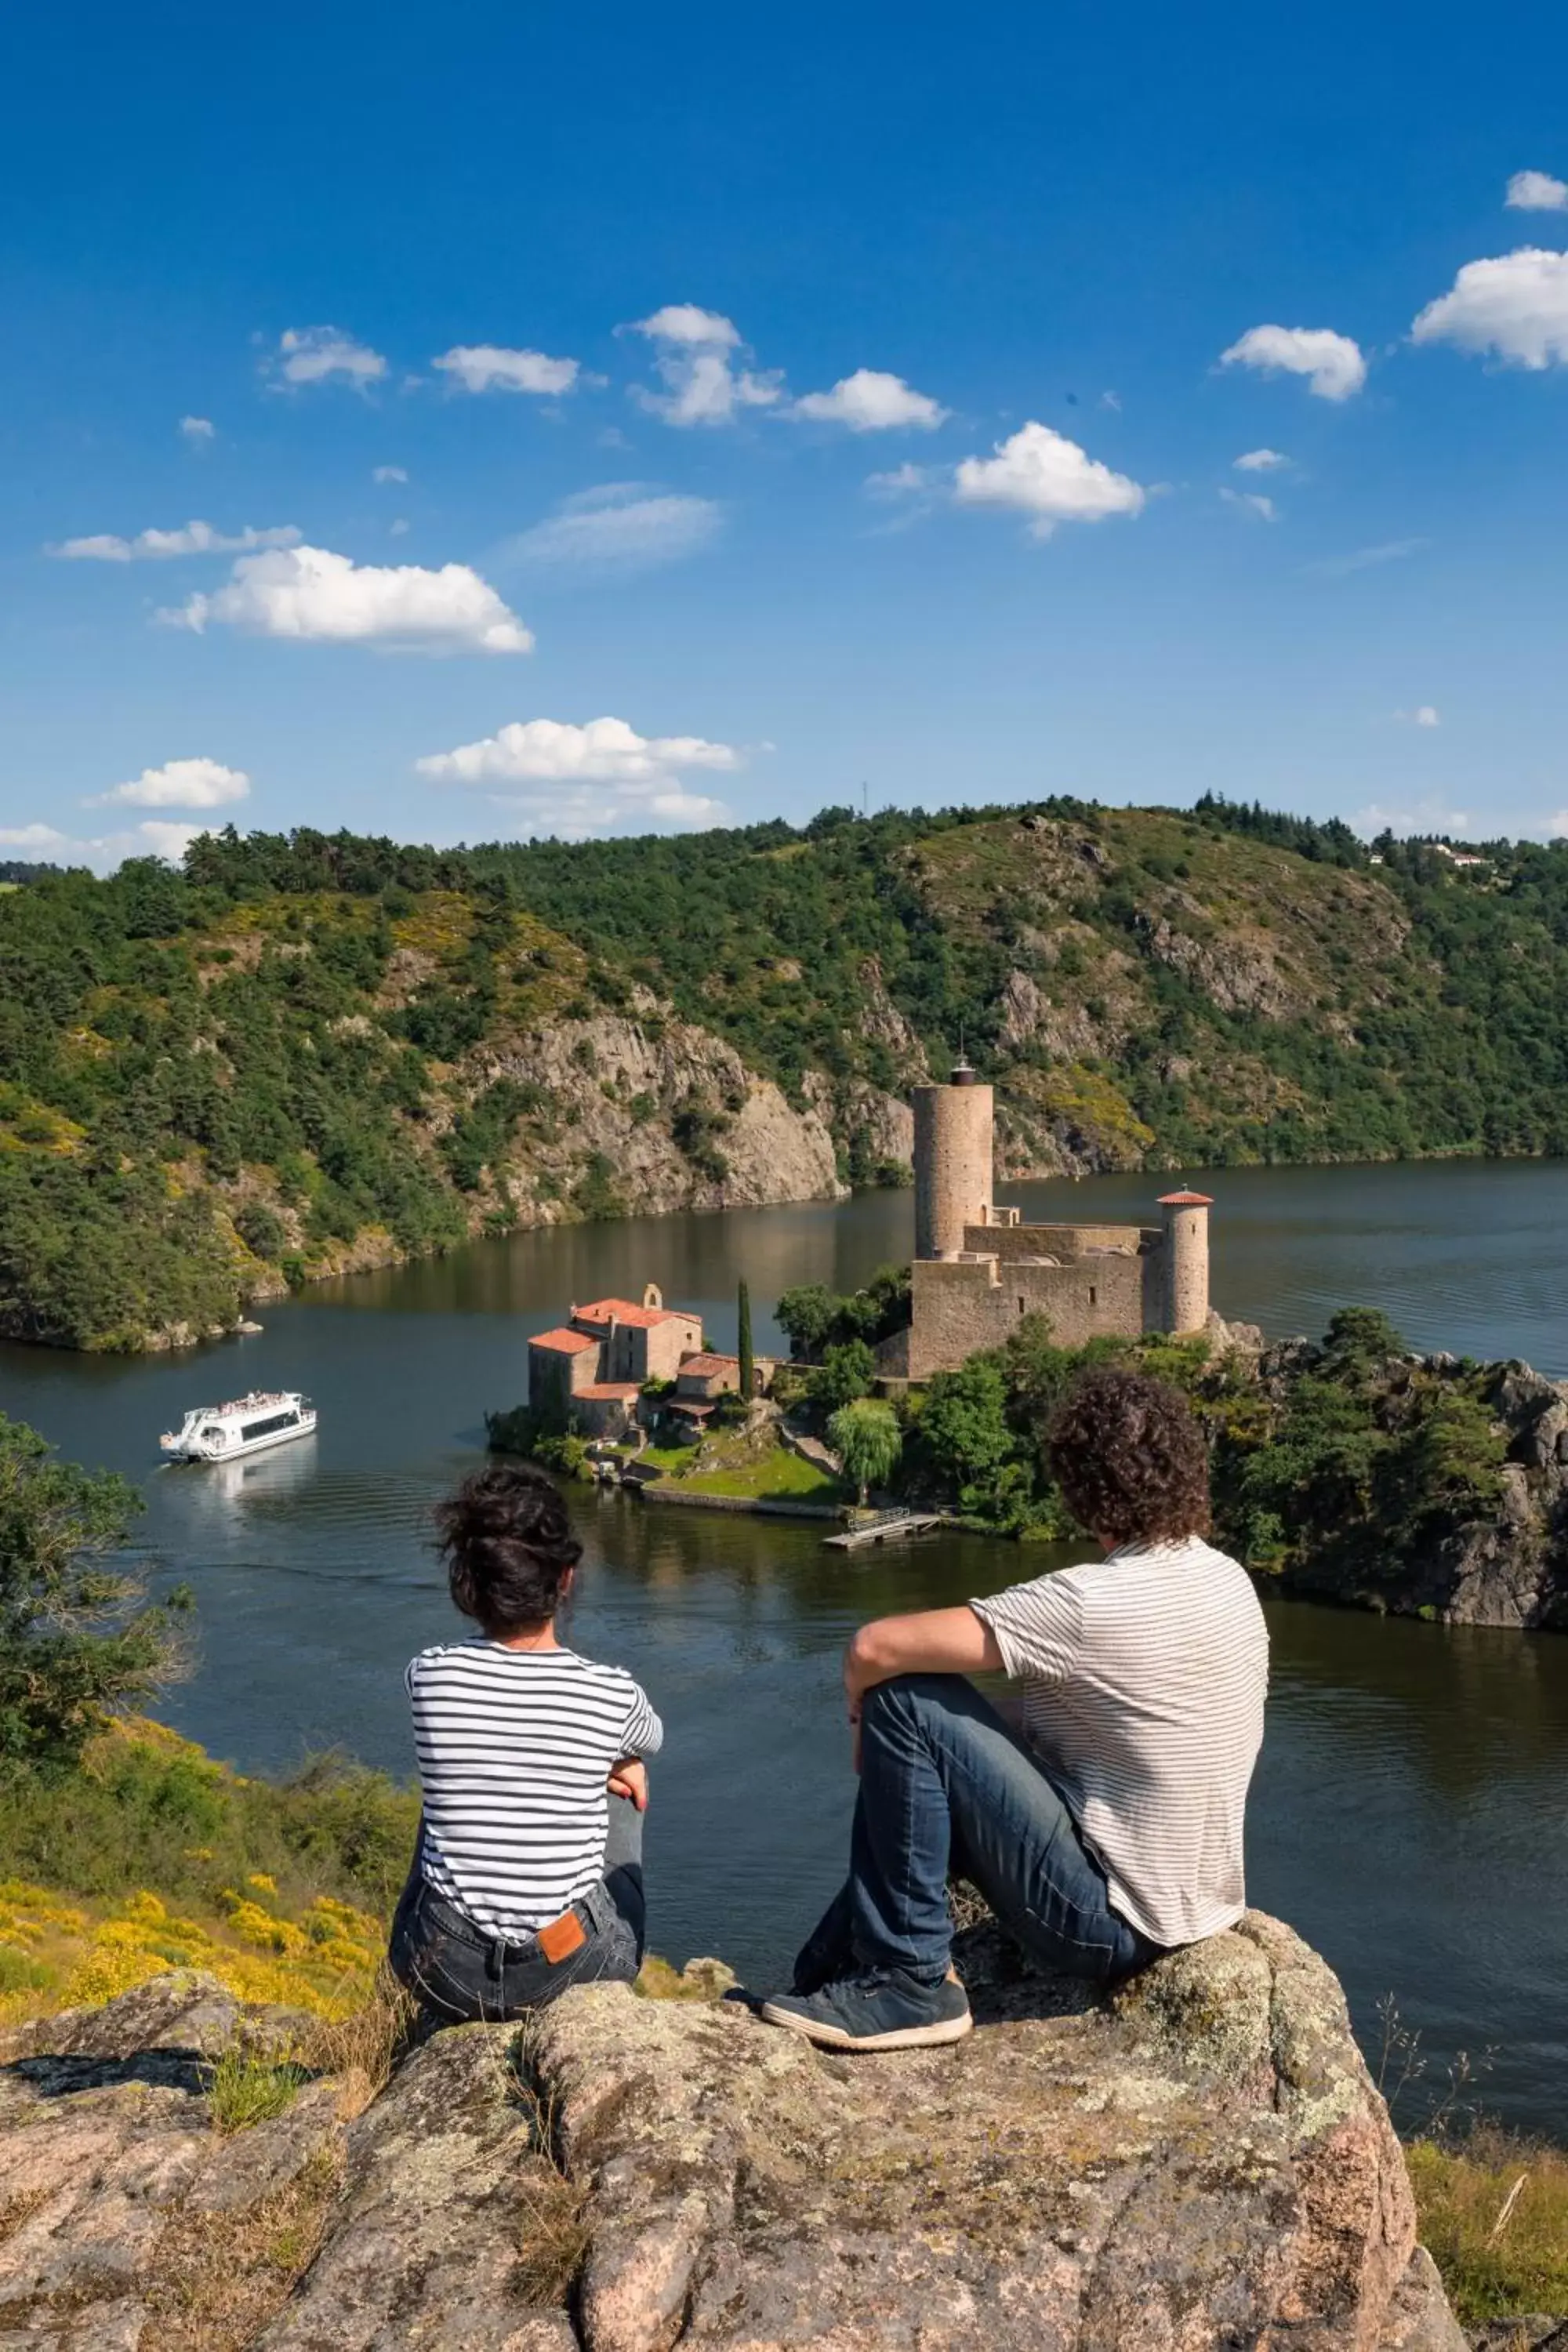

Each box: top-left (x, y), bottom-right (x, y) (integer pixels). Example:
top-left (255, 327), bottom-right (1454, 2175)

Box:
top-left (3, 1154), bottom-right (1567, 2136)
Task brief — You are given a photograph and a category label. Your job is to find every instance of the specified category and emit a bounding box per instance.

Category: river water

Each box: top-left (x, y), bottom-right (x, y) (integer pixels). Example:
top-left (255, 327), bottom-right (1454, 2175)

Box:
top-left (3, 1156), bottom-right (1566, 2136)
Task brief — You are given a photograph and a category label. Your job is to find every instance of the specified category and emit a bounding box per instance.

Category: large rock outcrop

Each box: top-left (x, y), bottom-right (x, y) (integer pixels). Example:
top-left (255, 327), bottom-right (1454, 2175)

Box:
top-left (485, 1013), bottom-right (848, 1225)
top-left (0, 1912), bottom-right (1468, 2350)
top-left (1265, 1348), bottom-right (1568, 1631)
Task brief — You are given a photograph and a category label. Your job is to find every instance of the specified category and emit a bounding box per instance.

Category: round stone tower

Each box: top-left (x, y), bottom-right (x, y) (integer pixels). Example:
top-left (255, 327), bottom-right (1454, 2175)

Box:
top-left (1158, 1191), bottom-right (1214, 1334)
top-left (913, 1060), bottom-right (994, 1259)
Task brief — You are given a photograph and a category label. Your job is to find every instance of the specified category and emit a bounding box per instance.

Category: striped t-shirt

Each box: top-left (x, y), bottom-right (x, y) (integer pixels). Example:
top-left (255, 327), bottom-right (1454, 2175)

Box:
top-left (406, 1638), bottom-right (662, 1939)
top-left (971, 1537), bottom-right (1268, 1947)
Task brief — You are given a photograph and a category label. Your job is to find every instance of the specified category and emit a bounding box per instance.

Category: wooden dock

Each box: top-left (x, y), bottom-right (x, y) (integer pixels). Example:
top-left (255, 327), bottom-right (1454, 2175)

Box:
top-left (824, 1509), bottom-right (942, 1551)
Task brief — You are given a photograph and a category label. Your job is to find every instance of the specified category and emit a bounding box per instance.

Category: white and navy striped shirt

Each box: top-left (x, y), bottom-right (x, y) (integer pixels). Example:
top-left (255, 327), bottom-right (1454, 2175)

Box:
top-left (971, 1537), bottom-right (1268, 1948)
top-left (407, 1639), bottom-right (663, 1938)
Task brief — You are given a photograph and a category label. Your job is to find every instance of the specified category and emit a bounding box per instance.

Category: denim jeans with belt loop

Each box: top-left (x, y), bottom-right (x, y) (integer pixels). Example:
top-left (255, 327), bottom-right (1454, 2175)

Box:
top-left (388, 1791), bottom-right (646, 2025)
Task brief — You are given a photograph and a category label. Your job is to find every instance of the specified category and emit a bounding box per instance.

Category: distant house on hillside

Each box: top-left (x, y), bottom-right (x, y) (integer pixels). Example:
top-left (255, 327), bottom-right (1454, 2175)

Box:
top-left (528, 1284), bottom-right (704, 1439)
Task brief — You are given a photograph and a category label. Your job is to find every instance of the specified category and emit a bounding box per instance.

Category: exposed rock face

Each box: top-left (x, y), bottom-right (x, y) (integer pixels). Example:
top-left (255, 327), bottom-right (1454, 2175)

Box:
top-left (1145, 915), bottom-right (1305, 1020)
top-left (485, 1014), bottom-right (848, 1225)
top-left (0, 1917), bottom-right (1468, 2350)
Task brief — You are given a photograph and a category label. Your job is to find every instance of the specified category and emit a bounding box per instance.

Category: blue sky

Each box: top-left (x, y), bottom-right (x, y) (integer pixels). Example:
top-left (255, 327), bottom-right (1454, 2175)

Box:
top-left (3, 0), bottom-right (1566, 864)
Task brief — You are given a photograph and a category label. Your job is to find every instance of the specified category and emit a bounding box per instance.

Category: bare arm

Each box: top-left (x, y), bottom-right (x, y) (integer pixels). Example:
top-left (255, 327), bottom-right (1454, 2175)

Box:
top-left (844, 1605), bottom-right (1004, 1719)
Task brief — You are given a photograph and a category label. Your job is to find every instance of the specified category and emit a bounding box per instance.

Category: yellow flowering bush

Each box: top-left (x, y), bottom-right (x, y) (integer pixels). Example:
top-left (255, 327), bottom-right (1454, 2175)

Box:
top-left (0, 1719), bottom-right (412, 2029)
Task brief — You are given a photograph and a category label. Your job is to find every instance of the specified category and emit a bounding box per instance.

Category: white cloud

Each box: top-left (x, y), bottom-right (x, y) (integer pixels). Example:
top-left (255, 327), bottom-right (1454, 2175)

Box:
top-left (953, 421), bottom-right (1145, 537)
top-left (90, 757), bottom-right (251, 809)
top-left (636, 350), bottom-right (782, 427)
top-left (1353, 797), bottom-right (1472, 839)
top-left (0, 823), bottom-right (71, 851)
top-left (1507, 170), bottom-right (1568, 212)
top-left (1234, 447), bottom-right (1287, 471)
top-left (1393, 706), bottom-right (1441, 728)
top-left (1410, 248), bottom-right (1568, 368)
top-left (506, 485), bottom-right (723, 574)
top-left (162, 543), bottom-right (532, 655)
top-left (53, 520), bottom-right (301, 562)
top-left (1307, 536), bottom-right (1429, 579)
top-left (626, 305), bottom-right (781, 426)
top-left (274, 326), bottom-right (387, 388)
top-left (865, 463), bottom-right (934, 499)
top-left (372, 465), bottom-right (408, 485)
top-left (179, 416), bottom-right (215, 444)
top-left (0, 818), bottom-right (211, 869)
top-left (416, 714), bottom-right (738, 838)
top-left (389, 517), bottom-right (410, 536)
top-left (1544, 811), bottom-right (1568, 838)
top-left (793, 369), bottom-right (948, 431)
top-left (432, 344), bottom-right (580, 395)
top-left (1219, 488), bottom-right (1277, 521)
top-left (629, 305), bottom-right (741, 347)
top-left (1099, 390), bottom-right (1122, 412)
top-left (418, 715), bottom-right (738, 786)
top-left (1219, 324), bottom-right (1367, 400)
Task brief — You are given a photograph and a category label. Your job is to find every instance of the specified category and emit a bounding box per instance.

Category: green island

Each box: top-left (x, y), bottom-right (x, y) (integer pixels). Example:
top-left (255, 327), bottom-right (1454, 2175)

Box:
top-left (8, 794), bottom-right (1568, 1349)
top-left (492, 1275), bottom-right (1568, 1632)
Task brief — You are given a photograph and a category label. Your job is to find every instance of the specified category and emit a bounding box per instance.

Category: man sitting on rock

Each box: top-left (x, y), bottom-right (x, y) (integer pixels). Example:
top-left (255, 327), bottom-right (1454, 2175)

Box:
top-left (760, 1367), bottom-right (1269, 2053)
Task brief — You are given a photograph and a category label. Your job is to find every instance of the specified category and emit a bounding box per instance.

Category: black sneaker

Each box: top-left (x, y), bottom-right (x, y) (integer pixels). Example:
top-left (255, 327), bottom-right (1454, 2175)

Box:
top-left (759, 1966), bottom-right (972, 2052)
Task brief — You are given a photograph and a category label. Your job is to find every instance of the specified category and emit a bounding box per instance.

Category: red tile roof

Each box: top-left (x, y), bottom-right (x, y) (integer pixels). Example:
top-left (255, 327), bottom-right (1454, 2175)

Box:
top-left (530, 1326), bottom-right (599, 1354)
top-left (572, 1297), bottom-right (699, 1330)
top-left (678, 1352), bottom-right (737, 1377)
top-left (1157, 1191), bottom-right (1214, 1207)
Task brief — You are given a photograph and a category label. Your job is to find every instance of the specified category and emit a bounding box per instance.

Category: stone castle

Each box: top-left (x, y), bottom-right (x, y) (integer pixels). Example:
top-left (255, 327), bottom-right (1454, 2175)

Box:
top-left (879, 1059), bottom-right (1213, 1381)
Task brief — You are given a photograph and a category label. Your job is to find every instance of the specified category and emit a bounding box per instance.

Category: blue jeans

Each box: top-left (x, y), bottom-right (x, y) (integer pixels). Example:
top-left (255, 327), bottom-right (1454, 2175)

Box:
top-left (798, 1674), bottom-right (1160, 1988)
top-left (388, 1793), bottom-right (646, 2025)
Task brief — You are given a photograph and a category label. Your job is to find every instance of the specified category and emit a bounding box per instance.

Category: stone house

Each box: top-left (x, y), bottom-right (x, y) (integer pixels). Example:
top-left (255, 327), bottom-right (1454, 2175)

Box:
top-left (527, 1284), bottom-right (705, 1439)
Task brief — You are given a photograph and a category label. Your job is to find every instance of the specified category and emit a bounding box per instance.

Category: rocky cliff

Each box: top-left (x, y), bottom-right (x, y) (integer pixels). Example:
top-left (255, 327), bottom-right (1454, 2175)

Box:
top-left (1257, 1345), bottom-right (1568, 1632)
top-left (0, 1911), bottom-right (1468, 2350)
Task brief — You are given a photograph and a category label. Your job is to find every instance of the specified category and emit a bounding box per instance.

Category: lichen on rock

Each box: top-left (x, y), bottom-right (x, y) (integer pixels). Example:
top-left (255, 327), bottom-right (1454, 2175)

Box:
top-left (0, 1918), bottom-right (1468, 2350)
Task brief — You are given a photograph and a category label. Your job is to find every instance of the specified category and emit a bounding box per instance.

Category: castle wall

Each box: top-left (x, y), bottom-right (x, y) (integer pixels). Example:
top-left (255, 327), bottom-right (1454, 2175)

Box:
top-left (906, 1249), bottom-right (1150, 1379)
top-left (913, 1083), bottom-right (993, 1259)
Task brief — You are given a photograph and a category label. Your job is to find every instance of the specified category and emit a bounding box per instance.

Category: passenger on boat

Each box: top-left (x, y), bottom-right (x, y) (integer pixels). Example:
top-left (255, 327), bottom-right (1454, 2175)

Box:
top-left (757, 1368), bottom-right (1269, 2053)
top-left (389, 1461), bottom-right (662, 2024)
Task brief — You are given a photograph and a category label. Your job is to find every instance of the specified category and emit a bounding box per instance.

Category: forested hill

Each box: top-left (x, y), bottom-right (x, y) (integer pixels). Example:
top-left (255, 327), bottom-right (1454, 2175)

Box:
top-left (4, 794), bottom-right (1568, 1350)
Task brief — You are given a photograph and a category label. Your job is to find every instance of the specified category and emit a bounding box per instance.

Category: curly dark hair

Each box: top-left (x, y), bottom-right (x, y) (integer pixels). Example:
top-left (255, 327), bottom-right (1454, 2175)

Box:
top-left (1047, 1367), bottom-right (1210, 1547)
top-left (434, 1461), bottom-right (583, 1637)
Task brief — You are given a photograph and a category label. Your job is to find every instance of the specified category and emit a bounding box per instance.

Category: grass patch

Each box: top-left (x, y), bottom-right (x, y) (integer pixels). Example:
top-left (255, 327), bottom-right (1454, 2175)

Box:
top-left (204, 2045), bottom-right (311, 2133)
top-left (679, 1447), bottom-right (844, 1502)
top-left (1408, 2127), bottom-right (1568, 2326)
top-left (507, 2027), bottom-right (592, 2307)
top-left (140, 2142), bottom-right (343, 2352)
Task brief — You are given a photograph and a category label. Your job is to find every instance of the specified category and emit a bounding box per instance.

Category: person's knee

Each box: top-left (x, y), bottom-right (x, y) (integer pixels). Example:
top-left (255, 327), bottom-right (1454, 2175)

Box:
top-left (862, 1671), bottom-right (967, 1725)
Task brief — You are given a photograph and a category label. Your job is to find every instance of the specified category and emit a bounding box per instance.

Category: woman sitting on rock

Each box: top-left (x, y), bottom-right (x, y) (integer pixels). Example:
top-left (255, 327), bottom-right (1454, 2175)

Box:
top-left (390, 1461), bottom-right (662, 2024)
top-left (760, 1366), bottom-right (1269, 2053)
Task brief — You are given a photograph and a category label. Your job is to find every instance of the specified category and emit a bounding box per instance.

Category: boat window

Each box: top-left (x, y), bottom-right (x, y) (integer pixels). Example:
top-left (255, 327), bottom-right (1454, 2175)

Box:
top-left (238, 1410), bottom-right (301, 1441)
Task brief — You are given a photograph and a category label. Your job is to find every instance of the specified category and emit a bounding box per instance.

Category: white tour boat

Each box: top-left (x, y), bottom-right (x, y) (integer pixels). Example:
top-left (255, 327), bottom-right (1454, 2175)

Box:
top-left (160, 1391), bottom-right (317, 1464)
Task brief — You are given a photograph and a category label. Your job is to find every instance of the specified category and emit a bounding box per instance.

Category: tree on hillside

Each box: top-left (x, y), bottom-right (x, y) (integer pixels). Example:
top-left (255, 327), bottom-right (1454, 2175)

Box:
top-left (737, 1278), bottom-right (754, 1400)
top-left (828, 1399), bottom-right (902, 1506)
top-left (0, 1415), bottom-right (189, 1775)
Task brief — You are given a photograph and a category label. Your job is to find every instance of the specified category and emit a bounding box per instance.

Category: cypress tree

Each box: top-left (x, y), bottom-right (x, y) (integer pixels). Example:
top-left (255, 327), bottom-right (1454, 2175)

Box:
top-left (737, 1278), bottom-right (755, 1400)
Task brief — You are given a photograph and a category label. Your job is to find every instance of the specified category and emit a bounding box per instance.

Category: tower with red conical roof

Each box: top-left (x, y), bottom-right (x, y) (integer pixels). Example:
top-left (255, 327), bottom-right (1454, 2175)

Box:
top-left (1158, 1190), bottom-right (1213, 1334)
